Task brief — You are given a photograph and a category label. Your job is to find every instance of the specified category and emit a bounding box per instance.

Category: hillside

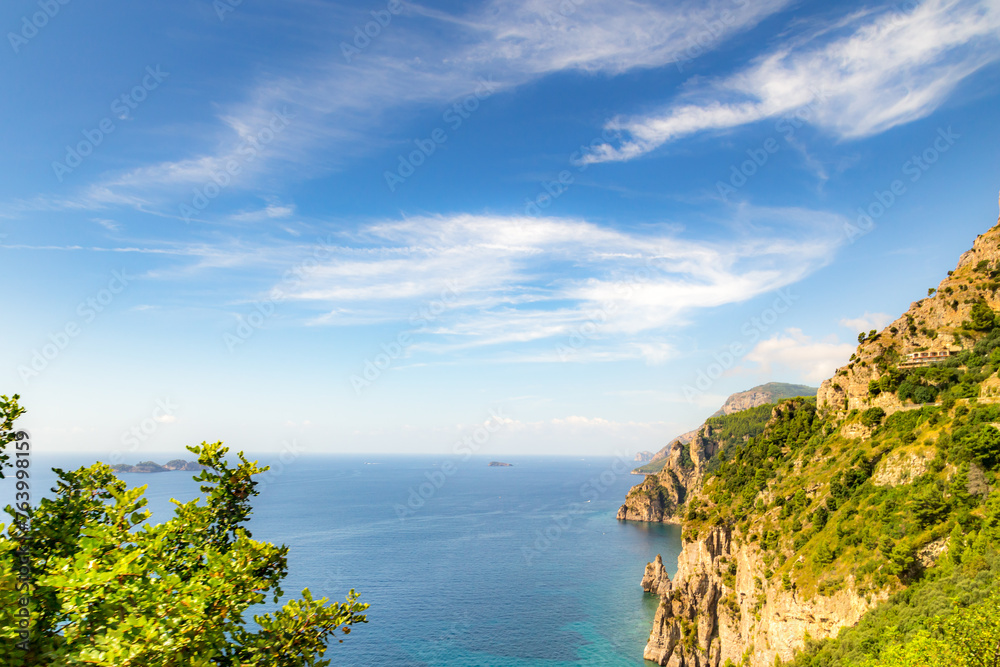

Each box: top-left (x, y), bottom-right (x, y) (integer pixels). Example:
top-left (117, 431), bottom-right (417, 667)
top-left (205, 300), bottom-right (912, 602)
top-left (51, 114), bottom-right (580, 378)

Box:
top-left (630, 383), bottom-right (817, 476)
top-left (625, 203), bottom-right (1000, 666)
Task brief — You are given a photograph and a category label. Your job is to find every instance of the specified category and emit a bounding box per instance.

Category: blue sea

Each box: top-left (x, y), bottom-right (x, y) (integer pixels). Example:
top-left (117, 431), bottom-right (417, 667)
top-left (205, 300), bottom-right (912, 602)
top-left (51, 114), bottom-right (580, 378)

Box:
top-left (5, 455), bottom-right (682, 666)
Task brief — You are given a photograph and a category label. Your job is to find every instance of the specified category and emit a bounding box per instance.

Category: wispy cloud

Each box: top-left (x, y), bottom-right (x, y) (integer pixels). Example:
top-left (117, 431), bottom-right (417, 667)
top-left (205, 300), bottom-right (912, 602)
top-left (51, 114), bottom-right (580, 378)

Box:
top-left (275, 206), bottom-right (846, 361)
top-left (17, 0), bottom-right (790, 214)
top-left (584, 0), bottom-right (1000, 163)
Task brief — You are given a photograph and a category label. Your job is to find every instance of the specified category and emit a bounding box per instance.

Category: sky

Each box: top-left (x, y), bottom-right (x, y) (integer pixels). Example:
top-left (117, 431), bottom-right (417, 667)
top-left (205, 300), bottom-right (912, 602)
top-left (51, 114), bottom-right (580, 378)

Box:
top-left (2, 0), bottom-right (1000, 459)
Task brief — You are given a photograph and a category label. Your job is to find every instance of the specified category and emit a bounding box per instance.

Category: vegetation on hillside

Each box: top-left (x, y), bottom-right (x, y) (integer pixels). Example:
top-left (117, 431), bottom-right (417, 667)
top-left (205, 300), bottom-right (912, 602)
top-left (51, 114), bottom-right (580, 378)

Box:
top-left (0, 395), bottom-right (367, 667)
top-left (669, 304), bottom-right (1000, 665)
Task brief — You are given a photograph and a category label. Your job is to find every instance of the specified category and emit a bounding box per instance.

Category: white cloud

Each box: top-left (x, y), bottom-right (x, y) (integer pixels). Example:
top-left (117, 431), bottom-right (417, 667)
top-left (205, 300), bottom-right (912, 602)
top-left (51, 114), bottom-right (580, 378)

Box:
top-left (840, 311), bottom-right (894, 333)
top-left (741, 328), bottom-right (854, 383)
top-left (278, 207), bottom-right (846, 360)
top-left (30, 0), bottom-right (790, 212)
top-left (230, 203), bottom-right (296, 222)
top-left (91, 218), bottom-right (120, 231)
top-left (584, 0), bottom-right (1000, 163)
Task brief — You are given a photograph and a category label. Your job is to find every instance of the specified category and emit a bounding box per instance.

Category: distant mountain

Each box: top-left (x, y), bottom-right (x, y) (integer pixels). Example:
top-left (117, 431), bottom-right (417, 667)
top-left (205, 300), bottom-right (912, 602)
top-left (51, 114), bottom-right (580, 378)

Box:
top-left (709, 382), bottom-right (817, 417)
top-left (634, 382), bottom-right (817, 475)
top-left (112, 459), bottom-right (202, 473)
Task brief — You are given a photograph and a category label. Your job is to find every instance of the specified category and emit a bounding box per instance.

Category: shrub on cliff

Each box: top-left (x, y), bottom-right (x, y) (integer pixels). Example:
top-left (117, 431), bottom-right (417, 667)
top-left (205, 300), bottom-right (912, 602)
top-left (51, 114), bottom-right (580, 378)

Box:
top-left (861, 407), bottom-right (886, 427)
top-left (0, 395), bottom-right (367, 667)
top-left (964, 300), bottom-right (997, 332)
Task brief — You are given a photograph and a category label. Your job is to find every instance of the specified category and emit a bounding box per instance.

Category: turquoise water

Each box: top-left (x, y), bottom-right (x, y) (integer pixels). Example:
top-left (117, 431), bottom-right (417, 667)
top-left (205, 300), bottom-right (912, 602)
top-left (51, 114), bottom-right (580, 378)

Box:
top-left (6, 455), bottom-right (682, 665)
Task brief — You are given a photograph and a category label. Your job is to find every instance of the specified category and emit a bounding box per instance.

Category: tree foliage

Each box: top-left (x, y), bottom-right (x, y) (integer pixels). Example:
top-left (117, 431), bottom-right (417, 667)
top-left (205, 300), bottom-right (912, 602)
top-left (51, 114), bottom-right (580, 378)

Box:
top-left (0, 397), bottom-right (367, 667)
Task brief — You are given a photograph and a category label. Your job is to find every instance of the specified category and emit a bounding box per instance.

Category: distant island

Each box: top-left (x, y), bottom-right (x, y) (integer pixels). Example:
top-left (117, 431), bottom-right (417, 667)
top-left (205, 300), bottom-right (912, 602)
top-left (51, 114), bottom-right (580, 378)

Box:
top-left (112, 459), bottom-right (203, 473)
top-left (488, 461), bottom-right (512, 467)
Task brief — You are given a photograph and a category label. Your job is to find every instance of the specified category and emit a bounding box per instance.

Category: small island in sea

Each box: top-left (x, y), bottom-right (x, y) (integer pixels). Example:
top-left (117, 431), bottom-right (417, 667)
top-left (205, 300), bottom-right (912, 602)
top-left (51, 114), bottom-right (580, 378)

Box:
top-left (111, 459), bottom-right (203, 473)
top-left (488, 461), bottom-right (513, 467)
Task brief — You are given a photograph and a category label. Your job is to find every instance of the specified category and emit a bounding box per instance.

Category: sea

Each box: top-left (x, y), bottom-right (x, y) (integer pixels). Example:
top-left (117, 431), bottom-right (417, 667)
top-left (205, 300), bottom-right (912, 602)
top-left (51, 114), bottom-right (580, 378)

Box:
top-left (4, 455), bottom-right (683, 666)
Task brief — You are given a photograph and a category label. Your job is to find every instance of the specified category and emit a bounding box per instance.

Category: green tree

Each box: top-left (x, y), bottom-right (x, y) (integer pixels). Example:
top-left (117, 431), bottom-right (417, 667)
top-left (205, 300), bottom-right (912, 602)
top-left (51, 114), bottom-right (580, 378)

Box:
top-left (912, 484), bottom-right (948, 527)
top-left (970, 424), bottom-right (1000, 469)
top-left (861, 589), bottom-right (1000, 667)
top-left (861, 407), bottom-right (886, 427)
top-left (967, 301), bottom-right (997, 332)
top-left (0, 397), bottom-right (367, 666)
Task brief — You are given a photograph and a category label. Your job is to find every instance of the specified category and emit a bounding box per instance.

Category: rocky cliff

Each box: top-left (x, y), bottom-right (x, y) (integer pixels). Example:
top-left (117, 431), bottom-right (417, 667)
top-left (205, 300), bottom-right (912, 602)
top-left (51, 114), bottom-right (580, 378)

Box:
top-left (643, 526), bottom-right (888, 666)
top-left (618, 424), bottom-right (724, 522)
top-left (634, 198), bottom-right (1000, 667)
top-left (817, 204), bottom-right (1000, 417)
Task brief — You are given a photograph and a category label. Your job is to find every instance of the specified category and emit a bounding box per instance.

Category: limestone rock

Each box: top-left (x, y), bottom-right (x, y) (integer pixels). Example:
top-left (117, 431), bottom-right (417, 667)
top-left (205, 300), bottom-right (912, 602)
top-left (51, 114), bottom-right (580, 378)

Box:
top-left (916, 537), bottom-right (950, 569)
top-left (872, 452), bottom-right (929, 487)
top-left (642, 527), bottom-right (887, 667)
top-left (642, 554), bottom-right (671, 596)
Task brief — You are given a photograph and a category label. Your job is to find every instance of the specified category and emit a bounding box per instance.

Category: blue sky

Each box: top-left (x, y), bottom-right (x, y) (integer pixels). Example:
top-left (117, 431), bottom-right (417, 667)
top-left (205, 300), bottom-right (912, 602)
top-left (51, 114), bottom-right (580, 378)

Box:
top-left (2, 0), bottom-right (1000, 458)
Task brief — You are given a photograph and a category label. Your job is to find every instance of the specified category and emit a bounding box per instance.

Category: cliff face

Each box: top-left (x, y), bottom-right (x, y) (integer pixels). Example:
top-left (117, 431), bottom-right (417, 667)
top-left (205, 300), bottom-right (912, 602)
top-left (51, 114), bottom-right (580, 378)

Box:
top-left (637, 201), bottom-right (1000, 667)
top-left (643, 528), bottom-right (887, 666)
top-left (618, 424), bottom-right (721, 522)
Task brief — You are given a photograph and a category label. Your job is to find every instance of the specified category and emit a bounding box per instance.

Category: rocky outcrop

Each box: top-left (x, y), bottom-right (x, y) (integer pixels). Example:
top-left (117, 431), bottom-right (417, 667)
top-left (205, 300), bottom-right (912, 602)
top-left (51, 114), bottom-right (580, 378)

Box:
top-left (642, 554), bottom-right (671, 596)
top-left (872, 451), bottom-right (930, 486)
top-left (618, 474), bottom-right (683, 522)
top-left (916, 537), bottom-right (950, 569)
top-left (643, 528), bottom-right (887, 667)
top-left (818, 215), bottom-right (1000, 416)
top-left (620, 418), bottom-right (740, 522)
